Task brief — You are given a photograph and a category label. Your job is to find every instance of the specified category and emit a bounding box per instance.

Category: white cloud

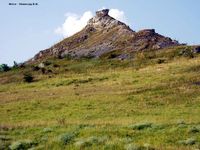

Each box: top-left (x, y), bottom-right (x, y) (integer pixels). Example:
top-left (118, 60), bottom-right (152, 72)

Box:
top-left (55, 11), bottom-right (93, 37)
top-left (109, 9), bottom-right (127, 24)
top-left (55, 8), bottom-right (127, 37)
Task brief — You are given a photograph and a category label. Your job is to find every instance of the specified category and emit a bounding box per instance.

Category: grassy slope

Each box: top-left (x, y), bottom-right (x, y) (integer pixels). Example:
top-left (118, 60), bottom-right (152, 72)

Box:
top-left (0, 46), bottom-right (200, 150)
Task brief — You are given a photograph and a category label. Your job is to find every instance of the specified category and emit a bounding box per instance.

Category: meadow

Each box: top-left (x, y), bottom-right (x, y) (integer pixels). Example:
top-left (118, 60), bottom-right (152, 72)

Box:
top-left (0, 46), bottom-right (200, 150)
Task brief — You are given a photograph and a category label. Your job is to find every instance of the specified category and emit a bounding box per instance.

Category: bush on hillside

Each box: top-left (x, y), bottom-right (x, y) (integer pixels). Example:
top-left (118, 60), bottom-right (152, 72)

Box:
top-left (32, 66), bottom-right (40, 71)
top-left (58, 132), bottom-right (76, 145)
top-left (13, 61), bottom-right (19, 68)
top-left (74, 136), bottom-right (108, 148)
top-left (23, 73), bottom-right (34, 83)
top-left (0, 64), bottom-right (10, 72)
top-left (125, 143), bottom-right (155, 150)
top-left (156, 58), bottom-right (165, 64)
top-left (9, 140), bottom-right (37, 150)
top-left (178, 138), bottom-right (196, 145)
top-left (43, 60), bottom-right (52, 66)
top-left (129, 122), bottom-right (152, 130)
top-left (179, 48), bottom-right (194, 58)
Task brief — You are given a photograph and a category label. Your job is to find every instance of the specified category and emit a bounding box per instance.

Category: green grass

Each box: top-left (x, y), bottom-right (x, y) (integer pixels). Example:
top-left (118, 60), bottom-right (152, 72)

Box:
top-left (0, 46), bottom-right (200, 149)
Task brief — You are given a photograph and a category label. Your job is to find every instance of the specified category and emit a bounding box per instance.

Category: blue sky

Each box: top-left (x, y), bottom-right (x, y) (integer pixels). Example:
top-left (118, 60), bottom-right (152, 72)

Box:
top-left (0, 0), bottom-right (200, 65)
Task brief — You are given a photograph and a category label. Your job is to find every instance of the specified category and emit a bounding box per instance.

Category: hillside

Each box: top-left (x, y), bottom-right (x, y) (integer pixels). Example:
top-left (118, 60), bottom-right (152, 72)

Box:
top-left (0, 46), bottom-right (200, 149)
top-left (28, 9), bottom-right (179, 63)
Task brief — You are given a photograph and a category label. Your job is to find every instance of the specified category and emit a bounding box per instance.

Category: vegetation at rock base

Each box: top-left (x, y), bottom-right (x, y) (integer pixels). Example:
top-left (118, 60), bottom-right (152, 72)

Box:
top-left (0, 64), bottom-right (10, 72)
top-left (23, 72), bottom-right (34, 83)
top-left (0, 46), bottom-right (200, 149)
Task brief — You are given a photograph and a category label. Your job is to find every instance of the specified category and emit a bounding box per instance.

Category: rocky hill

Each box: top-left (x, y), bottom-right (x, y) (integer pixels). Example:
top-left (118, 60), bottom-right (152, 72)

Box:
top-left (28, 9), bottom-right (180, 63)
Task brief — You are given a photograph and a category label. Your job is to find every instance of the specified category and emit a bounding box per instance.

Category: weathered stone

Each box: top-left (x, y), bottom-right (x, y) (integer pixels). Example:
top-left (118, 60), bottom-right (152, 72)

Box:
top-left (38, 63), bottom-right (45, 68)
top-left (96, 9), bottom-right (109, 17)
top-left (193, 46), bottom-right (200, 53)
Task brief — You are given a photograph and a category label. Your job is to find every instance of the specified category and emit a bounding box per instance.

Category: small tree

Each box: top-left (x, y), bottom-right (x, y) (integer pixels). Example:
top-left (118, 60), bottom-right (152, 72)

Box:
top-left (0, 64), bottom-right (10, 72)
top-left (23, 73), bottom-right (34, 83)
top-left (13, 61), bottom-right (18, 68)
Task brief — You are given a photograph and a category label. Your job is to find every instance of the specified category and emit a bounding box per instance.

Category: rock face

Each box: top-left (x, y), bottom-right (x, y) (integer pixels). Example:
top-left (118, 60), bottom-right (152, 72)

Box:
top-left (28, 9), bottom-right (180, 63)
top-left (96, 9), bottom-right (109, 17)
top-left (193, 46), bottom-right (200, 53)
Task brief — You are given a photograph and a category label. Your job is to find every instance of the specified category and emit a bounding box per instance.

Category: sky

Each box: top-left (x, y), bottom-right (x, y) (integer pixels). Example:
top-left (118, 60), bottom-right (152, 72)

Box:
top-left (0, 0), bottom-right (200, 65)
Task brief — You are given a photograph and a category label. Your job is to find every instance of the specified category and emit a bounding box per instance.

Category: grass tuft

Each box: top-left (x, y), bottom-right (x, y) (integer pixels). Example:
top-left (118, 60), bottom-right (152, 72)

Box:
top-left (58, 132), bottom-right (77, 145)
top-left (125, 143), bottom-right (155, 150)
top-left (188, 126), bottom-right (200, 134)
top-left (129, 123), bottom-right (152, 130)
top-left (42, 127), bottom-right (53, 133)
top-left (9, 140), bottom-right (37, 150)
top-left (74, 136), bottom-right (108, 148)
top-left (178, 138), bottom-right (196, 145)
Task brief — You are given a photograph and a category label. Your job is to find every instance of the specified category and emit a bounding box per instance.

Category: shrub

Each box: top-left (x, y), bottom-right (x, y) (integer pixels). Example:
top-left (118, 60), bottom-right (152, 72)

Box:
top-left (58, 132), bottom-right (76, 145)
top-left (41, 68), bottom-right (46, 74)
top-left (156, 58), bottom-right (165, 64)
top-left (74, 139), bottom-right (91, 148)
top-left (0, 140), bottom-right (11, 150)
top-left (176, 120), bottom-right (187, 128)
top-left (32, 66), bottom-right (40, 71)
top-left (43, 60), bottom-right (52, 66)
top-left (42, 127), bottom-right (53, 133)
top-left (23, 73), bottom-right (34, 83)
top-left (53, 64), bottom-right (59, 68)
top-left (129, 123), bottom-right (152, 130)
top-left (61, 54), bottom-right (73, 60)
top-left (103, 143), bottom-right (119, 150)
top-left (0, 64), bottom-right (10, 72)
top-left (176, 120), bottom-right (186, 125)
top-left (188, 126), bottom-right (200, 134)
top-left (108, 53), bottom-right (119, 59)
top-left (77, 124), bottom-right (91, 129)
top-left (74, 136), bottom-right (108, 148)
top-left (0, 135), bottom-right (12, 141)
top-left (178, 138), bottom-right (196, 145)
top-left (40, 136), bottom-right (48, 142)
top-left (12, 61), bottom-right (19, 69)
top-left (9, 140), bottom-right (37, 150)
top-left (86, 136), bottom-right (102, 144)
top-left (125, 144), bottom-right (144, 150)
top-left (125, 143), bottom-right (155, 150)
top-left (47, 69), bottom-right (53, 73)
top-left (120, 137), bottom-right (133, 143)
top-left (179, 49), bottom-right (194, 58)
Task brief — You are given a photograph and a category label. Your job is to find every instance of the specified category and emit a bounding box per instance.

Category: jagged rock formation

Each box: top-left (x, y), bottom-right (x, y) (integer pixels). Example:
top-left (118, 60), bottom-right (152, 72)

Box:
top-left (28, 9), bottom-right (180, 63)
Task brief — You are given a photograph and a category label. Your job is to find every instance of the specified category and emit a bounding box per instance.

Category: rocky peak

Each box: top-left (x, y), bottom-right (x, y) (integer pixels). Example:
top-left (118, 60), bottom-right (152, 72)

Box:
top-left (27, 9), bottom-right (181, 63)
top-left (87, 9), bottom-right (130, 31)
top-left (96, 9), bottom-right (109, 17)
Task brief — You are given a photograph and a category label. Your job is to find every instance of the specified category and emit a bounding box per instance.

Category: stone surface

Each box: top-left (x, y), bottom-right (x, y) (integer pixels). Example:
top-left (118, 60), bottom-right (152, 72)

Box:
top-left (96, 9), bottom-right (109, 17)
top-left (193, 46), bottom-right (200, 53)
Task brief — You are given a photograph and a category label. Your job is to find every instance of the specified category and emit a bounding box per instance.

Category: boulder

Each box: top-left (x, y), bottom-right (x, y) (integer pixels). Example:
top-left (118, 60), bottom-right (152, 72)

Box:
top-left (38, 63), bottom-right (45, 68)
top-left (193, 46), bottom-right (200, 53)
